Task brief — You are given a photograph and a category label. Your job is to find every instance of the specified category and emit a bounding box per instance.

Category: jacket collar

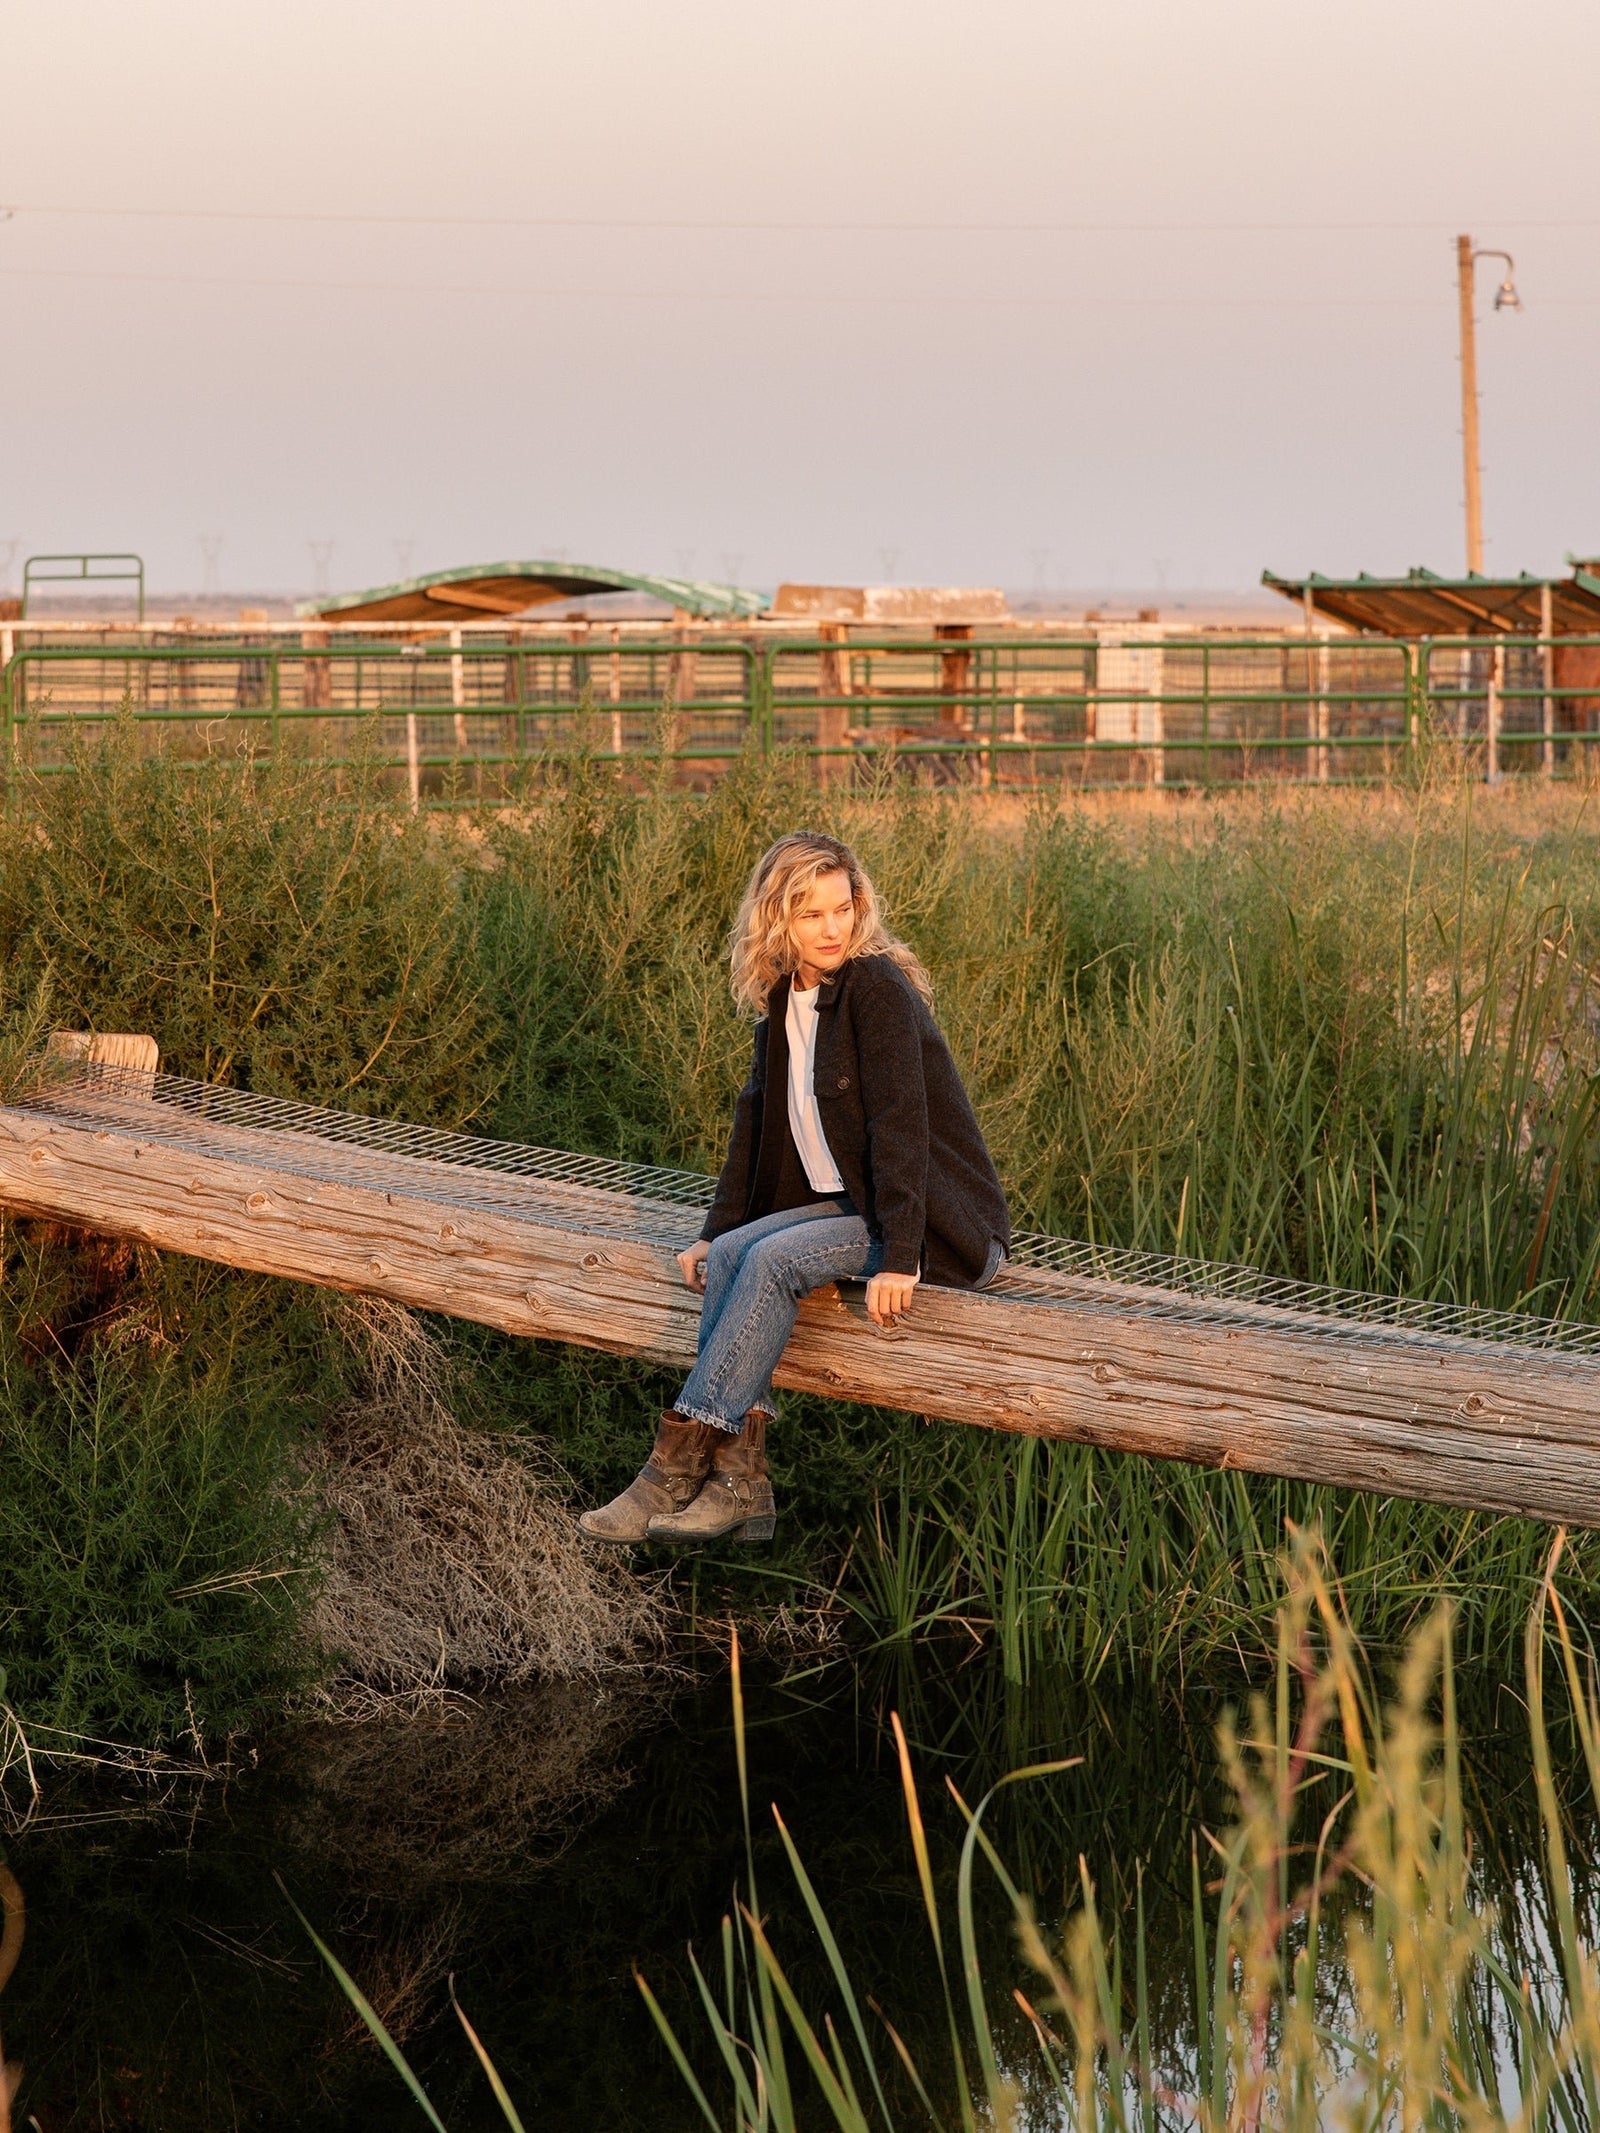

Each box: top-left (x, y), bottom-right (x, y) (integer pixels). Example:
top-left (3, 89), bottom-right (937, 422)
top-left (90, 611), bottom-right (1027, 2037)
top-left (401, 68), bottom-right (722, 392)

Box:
top-left (771, 964), bottom-right (846, 1015)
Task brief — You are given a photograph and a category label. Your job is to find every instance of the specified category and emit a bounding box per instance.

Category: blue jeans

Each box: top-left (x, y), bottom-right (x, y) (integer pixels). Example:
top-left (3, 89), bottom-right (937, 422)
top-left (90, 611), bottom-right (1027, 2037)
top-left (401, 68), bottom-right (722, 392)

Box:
top-left (675, 1200), bottom-right (884, 1433)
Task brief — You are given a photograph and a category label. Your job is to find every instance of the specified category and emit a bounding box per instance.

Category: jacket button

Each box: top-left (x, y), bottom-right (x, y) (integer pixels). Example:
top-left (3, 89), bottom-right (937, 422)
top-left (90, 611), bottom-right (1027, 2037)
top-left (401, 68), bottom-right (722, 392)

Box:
top-left (836, 1074), bottom-right (850, 1089)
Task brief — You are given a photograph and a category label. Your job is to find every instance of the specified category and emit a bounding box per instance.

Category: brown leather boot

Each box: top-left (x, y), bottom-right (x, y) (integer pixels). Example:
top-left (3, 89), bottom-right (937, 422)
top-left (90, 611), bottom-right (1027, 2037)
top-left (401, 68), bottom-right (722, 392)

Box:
top-left (576, 1412), bottom-right (719, 1544)
top-left (646, 1412), bottom-right (776, 1544)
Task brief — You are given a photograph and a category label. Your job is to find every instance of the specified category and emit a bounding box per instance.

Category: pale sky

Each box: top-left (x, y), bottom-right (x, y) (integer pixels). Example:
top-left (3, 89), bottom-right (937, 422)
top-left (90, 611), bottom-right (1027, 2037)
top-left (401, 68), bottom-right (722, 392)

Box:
top-left (4, 0), bottom-right (1598, 597)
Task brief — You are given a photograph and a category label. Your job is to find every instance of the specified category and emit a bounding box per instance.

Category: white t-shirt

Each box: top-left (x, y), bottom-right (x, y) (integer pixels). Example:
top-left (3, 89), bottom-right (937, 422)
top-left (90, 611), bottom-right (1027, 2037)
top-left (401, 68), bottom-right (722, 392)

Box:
top-left (786, 982), bottom-right (846, 1194)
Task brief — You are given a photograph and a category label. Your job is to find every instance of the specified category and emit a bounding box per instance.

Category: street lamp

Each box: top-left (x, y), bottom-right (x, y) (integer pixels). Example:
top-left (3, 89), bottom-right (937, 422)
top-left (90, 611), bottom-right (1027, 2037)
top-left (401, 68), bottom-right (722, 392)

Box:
top-left (1456, 235), bottom-right (1522, 573)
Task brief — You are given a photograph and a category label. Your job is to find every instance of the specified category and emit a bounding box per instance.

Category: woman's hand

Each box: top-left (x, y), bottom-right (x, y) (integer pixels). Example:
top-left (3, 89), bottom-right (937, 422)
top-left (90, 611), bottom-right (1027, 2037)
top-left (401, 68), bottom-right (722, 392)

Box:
top-left (678, 1239), bottom-right (711, 1293)
top-left (865, 1270), bottom-right (918, 1327)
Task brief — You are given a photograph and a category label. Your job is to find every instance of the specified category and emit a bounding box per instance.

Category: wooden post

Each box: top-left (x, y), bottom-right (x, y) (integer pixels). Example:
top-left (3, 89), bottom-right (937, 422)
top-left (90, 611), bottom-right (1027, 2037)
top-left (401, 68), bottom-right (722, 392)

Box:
top-left (300, 626), bottom-right (331, 761)
top-left (1487, 640), bottom-right (1503, 785)
top-left (449, 627), bottom-right (468, 754)
top-left (667, 619), bottom-right (699, 769)
top-left (45, 1030), bottom-right (159, 1095)
top-left (502, 626), bottom-right (524, 762)
top-left (609, 626), bottom-right (624, 757)
top-left (1542, 581), bottom-right (1556, 777)
top-left (1457, 649), bottom-right (1471, 748)
top-left (1302, 587), bottom-right (1317, 782)
top-left (935, 625), bottom-right (974, 736)
top-left (1303, 588), bottom-right (1331, 784)
top-left (1458, 234), bottom-right (1484, 574)
top-left (0, 621), bottom-right (11, 788)
top-left (815, 622), bottom-right (851, 784)
top-left (1150, 679), bottom-right (1164, 789)
top-left (405, 711), bottom-right (420, 812)
top-left (300, 628), bottom-right (331, 709)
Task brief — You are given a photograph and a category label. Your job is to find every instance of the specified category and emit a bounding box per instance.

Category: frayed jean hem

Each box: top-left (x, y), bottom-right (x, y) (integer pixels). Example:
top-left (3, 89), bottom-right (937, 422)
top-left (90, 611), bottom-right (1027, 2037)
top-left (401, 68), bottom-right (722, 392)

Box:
top-left (672, 1396), bottom-right (774, 1434)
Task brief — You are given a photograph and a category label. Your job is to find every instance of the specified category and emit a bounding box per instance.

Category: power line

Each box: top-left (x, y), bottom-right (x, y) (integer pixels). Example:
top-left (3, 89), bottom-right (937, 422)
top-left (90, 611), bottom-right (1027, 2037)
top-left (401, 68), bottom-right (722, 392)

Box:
top-left (4, 201), bottom-right (1600, 236)
top-left (0, 263), bottom-right (1479, 306)
top-left (5, 262), bottom-right (1597, 309)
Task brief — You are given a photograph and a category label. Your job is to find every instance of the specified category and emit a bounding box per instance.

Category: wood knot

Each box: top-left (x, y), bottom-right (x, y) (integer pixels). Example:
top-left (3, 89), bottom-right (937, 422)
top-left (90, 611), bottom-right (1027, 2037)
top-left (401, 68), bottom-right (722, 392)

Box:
top-left (27, 1146), bottom-right (49, 1164)
top-left (368, 1259), bottom-right (387, 1277)
top-left (581, 1251), bottom-right (612, 1270)
top-left (1461, 1393), bottom-right (1490, 1416)
top-left (439, 1223), bottom-right (459, 1241)
top-left (523, 1290), bottom-right (543, 1310)
top-left (1091, 1361), bottom-right (1121, 1384)
top-left (246, 1192), bottom-right (269, 1210)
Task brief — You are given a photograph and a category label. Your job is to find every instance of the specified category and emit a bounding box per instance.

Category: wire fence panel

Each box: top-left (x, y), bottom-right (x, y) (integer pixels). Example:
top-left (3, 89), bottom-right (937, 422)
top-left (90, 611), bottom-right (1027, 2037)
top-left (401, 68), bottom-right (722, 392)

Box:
top-left (0, 639), bottom-right (759, 800)
top-left (33, 1060), bottom-right (1600, 1358)
top-left (6, 631), bottom-right (1600, 799)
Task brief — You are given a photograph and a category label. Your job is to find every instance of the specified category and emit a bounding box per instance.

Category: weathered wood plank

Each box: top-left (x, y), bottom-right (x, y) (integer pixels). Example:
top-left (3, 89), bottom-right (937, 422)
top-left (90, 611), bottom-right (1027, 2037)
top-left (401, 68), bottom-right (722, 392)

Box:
top-left (3, 1099), bottom-right (1599, 1527)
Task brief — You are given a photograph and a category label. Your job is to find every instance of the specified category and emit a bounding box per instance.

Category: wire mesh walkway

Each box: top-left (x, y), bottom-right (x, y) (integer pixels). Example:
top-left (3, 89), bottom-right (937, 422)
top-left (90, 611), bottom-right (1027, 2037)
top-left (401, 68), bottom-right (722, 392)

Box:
top-left (23, 1061), bottom-right (1600, 1368)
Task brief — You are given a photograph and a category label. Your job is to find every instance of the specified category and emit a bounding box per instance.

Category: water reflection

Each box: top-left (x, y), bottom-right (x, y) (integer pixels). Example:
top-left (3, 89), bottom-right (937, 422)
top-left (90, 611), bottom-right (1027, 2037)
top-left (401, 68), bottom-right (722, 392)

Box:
top-left (3, 1648), bottom-right (1592, 2130)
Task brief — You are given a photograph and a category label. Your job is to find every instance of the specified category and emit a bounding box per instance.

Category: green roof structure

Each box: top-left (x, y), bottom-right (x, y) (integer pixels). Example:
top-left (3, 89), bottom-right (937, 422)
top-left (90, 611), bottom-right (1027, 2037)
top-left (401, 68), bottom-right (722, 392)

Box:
top-left (1263, 568), bottom-right (1600, 637)
top-left (298, 560), bottom-right (771, 625)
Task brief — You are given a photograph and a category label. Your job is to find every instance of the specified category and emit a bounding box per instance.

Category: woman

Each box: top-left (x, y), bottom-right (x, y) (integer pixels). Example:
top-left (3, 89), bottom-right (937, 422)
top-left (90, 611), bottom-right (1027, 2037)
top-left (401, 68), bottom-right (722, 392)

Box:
top-left (577, 831), bottom-right (1009, 1548)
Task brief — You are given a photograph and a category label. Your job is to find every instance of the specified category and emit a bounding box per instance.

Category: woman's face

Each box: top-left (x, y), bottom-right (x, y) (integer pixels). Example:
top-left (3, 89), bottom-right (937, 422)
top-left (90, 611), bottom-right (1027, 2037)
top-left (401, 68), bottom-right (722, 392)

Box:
top-left (788, 867), bottom-right (856, 982)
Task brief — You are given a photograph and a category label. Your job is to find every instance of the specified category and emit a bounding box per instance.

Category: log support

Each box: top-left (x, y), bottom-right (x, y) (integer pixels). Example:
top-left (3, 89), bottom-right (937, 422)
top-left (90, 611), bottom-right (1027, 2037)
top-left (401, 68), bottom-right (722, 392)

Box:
top-left (3, 1078), bottom-right (1600, 1527)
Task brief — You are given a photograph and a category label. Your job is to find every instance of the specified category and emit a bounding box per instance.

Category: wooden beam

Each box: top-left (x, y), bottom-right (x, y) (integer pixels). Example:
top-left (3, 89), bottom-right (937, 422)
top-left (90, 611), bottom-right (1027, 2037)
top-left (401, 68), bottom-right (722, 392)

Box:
top-left (3, 1093), bottom-right (1599, 1527)
top-left (422, 584), bottom-right (557, 615)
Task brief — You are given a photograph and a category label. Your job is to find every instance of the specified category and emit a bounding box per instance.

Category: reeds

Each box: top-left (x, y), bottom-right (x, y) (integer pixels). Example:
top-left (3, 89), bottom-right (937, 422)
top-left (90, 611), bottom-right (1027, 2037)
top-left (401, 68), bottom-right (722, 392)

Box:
top-left (308, 1535), bottom-right (1600, 2130)
top-left (643, 1537), bottom-right (1600, 2132)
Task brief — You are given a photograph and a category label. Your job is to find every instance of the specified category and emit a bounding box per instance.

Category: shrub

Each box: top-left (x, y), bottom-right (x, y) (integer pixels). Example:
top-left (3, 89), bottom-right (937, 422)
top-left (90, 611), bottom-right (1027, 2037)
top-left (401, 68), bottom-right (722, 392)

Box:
top-left (0, 1330), bottom-right (324, 1742)
top-left (0, 714), bottom-right (500, 1121)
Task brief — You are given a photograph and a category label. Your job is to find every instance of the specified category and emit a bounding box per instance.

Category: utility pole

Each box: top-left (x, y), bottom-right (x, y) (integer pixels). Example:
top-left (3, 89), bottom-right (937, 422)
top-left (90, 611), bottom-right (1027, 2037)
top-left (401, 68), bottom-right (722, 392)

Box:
top-left (1455, 235), bottom-right (1521, 575)
top-left (1457, 235), bottom-right (1484, 574)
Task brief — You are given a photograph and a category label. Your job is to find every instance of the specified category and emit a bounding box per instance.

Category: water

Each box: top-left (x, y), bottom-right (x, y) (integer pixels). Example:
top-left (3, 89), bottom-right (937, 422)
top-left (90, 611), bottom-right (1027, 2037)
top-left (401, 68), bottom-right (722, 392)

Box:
top-left (1, 1651), bottom-right (1580, 2130)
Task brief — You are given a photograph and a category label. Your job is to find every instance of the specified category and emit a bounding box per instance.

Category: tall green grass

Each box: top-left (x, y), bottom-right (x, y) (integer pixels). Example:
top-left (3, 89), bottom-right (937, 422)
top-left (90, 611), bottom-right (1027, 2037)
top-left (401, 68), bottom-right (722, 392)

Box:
top-left (8, 720), bottom-right (1600, 1733)
top-left (472, 751), bottom-right (1600, 1674)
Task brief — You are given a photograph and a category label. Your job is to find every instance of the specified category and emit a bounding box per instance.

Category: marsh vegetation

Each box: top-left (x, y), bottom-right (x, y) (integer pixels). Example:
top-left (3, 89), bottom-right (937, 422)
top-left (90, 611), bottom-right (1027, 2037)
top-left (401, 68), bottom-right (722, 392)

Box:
top-left (6, 722), bottom-right (1600, 2123)
top-left (6, 723), bottom-right (1600, 1749)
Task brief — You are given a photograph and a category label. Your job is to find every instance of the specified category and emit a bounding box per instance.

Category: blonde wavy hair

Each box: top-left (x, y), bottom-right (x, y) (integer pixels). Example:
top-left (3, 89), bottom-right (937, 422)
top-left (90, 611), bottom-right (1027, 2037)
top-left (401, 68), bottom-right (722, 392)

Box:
top-left (728, 832), bottom-right (932, 1015)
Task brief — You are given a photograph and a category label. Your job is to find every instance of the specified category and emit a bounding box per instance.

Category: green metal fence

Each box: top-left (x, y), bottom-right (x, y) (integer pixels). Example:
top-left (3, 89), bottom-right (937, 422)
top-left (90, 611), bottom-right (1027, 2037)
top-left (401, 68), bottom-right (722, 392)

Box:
top-left (20, 553), bottom-right (146, 621)
top-left (5, 631), bottom-right (1599, 801)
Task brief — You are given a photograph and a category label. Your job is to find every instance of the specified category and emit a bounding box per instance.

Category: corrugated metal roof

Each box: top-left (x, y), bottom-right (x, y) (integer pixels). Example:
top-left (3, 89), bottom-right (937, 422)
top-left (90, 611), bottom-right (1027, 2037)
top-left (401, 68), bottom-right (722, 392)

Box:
top-left (1263, 568), bottom-right (1600, 637)
top-left (297, 560), bottom-right (771, 624)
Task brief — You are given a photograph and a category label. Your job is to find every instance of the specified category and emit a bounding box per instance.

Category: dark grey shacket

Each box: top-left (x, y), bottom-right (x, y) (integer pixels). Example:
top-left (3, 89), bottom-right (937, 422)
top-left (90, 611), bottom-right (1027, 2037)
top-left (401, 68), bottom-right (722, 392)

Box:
top-left (699, 953), bottom-right (1010, 1288)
